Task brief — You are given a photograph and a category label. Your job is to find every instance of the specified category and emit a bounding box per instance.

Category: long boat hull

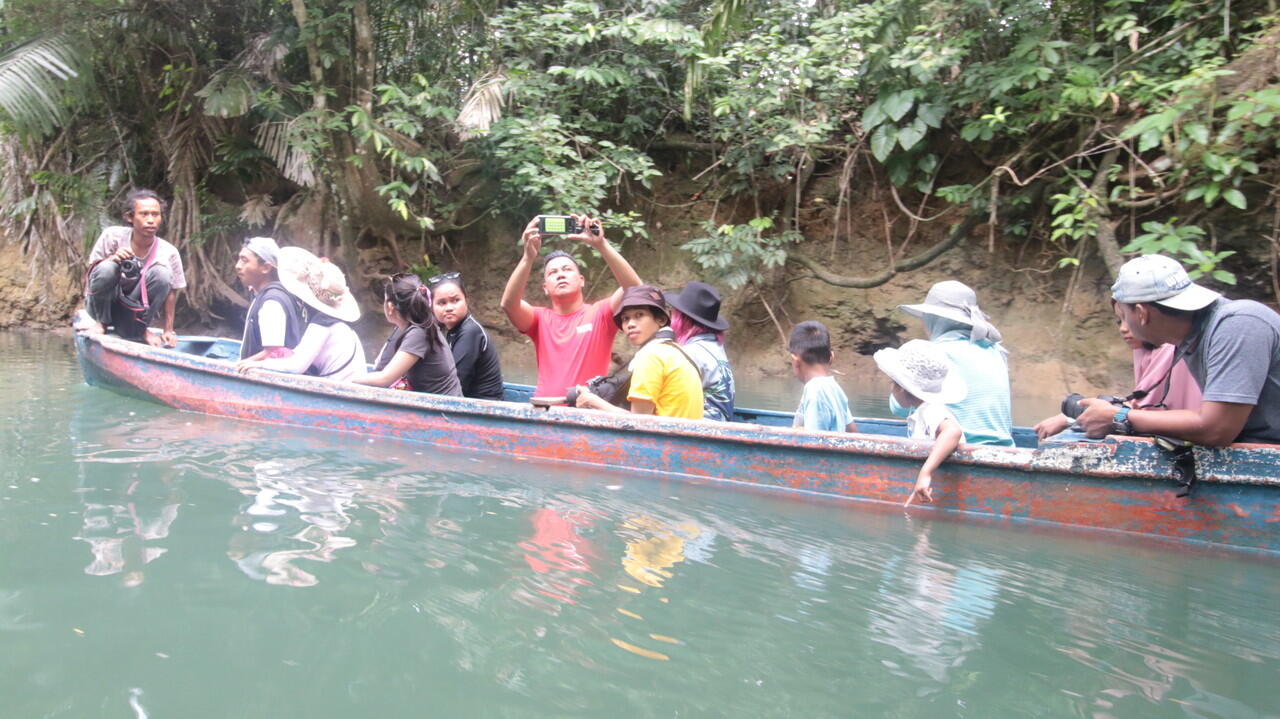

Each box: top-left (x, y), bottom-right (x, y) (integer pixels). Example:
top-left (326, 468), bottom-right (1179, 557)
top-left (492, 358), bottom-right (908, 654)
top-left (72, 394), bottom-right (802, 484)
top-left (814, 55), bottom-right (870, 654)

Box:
top-left (74, 332), bottom-right (1280, 556)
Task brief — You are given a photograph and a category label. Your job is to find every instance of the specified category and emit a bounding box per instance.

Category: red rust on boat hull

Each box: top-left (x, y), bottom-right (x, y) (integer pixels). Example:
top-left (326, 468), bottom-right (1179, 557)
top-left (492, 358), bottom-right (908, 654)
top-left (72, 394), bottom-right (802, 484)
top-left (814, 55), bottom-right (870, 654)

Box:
top-left (75, 332), bottom-right (1280, 556)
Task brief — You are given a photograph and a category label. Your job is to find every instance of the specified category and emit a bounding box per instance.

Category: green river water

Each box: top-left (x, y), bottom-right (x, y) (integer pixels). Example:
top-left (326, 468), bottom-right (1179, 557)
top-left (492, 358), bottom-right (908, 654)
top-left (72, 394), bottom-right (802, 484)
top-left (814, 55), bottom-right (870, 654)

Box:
top-left (2, 330), bottom-right (1278, 718)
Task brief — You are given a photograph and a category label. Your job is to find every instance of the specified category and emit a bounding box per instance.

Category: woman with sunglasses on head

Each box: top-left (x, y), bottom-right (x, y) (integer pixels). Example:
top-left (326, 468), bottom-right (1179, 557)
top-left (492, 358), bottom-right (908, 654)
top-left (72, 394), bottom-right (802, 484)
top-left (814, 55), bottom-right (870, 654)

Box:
top-left (429, 272), bottom-right (505, 401)
top-left (352, 273), bottom-right (462, 396)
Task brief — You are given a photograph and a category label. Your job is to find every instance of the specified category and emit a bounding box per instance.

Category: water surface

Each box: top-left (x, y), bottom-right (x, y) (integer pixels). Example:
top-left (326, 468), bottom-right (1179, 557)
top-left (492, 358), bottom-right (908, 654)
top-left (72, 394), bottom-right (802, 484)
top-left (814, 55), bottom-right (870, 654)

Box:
top-left (2, 331), bottom-right (1277, 717)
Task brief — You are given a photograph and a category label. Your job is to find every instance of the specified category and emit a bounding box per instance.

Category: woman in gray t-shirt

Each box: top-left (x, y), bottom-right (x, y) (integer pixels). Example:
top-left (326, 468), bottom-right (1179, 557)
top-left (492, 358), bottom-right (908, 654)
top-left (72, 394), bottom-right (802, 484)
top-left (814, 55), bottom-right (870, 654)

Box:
top-left (352, 273), bottom-right (462, 396)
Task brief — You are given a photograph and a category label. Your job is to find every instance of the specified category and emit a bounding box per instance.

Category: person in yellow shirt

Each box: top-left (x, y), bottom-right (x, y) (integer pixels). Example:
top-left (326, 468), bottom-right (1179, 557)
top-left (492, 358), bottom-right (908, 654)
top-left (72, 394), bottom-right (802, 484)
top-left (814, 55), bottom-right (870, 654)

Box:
top-left (573, 285), bottom-right (703, 419)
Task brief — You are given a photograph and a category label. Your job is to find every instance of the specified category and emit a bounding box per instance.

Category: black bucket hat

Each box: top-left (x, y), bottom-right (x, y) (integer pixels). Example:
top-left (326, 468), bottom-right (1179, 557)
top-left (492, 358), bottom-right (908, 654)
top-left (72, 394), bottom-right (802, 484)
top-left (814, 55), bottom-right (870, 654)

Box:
top-left (663, 281), bottom-right (728, 332)
top-left (613, 285), bottom-right (669, 328)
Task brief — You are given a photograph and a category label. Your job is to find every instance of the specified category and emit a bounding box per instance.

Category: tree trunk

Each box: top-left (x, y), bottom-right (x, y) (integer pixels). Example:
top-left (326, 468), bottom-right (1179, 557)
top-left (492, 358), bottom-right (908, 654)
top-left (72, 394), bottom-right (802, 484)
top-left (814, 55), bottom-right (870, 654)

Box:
top-left (1088, 148), bottom-right (1126, 279)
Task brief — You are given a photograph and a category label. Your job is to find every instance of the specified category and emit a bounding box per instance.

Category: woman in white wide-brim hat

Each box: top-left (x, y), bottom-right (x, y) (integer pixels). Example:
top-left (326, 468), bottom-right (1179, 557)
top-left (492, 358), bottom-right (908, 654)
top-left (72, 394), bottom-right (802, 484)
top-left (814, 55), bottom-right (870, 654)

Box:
top-left (895, 280), bottom-right (1013, 447)
top-left (874, 339), bottom-right (968, 507)
top-left (236, 247), bottom-right (366, 381)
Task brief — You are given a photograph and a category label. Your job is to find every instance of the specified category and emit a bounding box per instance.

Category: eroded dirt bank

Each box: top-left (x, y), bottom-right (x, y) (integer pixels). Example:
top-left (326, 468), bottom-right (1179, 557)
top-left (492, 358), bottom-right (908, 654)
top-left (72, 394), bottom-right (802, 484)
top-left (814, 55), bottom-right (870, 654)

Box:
top-left (0, 235), bottom-right (1137, 412)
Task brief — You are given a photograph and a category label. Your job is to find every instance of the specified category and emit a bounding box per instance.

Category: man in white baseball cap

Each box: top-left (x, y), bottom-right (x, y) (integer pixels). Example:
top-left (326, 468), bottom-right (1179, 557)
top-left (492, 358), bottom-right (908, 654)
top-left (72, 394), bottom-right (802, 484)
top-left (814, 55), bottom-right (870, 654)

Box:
top-left (1076, 254), bottom-right (1280, 445)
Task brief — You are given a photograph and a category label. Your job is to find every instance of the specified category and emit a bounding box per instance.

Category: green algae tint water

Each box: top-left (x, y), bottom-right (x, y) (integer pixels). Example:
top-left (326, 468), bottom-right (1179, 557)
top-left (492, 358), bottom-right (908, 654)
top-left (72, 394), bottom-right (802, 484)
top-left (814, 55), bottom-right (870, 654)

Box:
top-left (2, 330), bottom-right (1278, 718)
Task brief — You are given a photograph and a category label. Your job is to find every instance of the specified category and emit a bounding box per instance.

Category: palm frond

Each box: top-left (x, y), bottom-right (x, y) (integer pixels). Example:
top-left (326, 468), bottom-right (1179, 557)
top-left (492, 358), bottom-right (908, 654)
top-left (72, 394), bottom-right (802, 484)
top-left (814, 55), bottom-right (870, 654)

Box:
top-left (0, 34), bottom-right (84, 136)
top-left (254, 121), bottom-right (316, 187)
top-left (683, 0), bottom-right (749, 120)
top-left (456, 72), bottom-right (505, 140)
top-left (240, 193), bottom-right (277, 227)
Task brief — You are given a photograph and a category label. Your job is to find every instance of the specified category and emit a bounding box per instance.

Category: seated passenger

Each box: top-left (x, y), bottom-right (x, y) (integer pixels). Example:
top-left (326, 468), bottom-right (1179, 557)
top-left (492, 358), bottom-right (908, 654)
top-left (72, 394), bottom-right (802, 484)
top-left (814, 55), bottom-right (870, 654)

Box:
top-left (1035, 306), bottom-right (1202, 439)
top-left (352, 273), bottom-right (463, 396)
top-left (896, 281), bottom-right (1013, 446)
top-left (428, 272), bottom-right (504, 400)
top-left (236, 237), bottom-right (306, 361)
top-left (236, 248), bottom-right (366, 381)
top-left (573, 285), bottom-right (702, 419)
top-left (665, 282), bottom-right (736, 421)
top-left (1076, 254), bottom-right (1280, 446)
top-left (873, 340), bottom-right (968, 506)
top-left (789, 321), bottom-right (857, 433)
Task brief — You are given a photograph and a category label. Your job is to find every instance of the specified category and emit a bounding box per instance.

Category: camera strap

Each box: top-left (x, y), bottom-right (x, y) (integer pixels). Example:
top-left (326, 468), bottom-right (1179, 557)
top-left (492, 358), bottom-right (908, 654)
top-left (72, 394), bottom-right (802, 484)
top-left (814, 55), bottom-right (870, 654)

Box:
top-left (133, 238), bottom-right (161, 312)
top-left (1127, 312), bottom-right (1211, 410)
top-left (650, 327), bottom-right (704, 383)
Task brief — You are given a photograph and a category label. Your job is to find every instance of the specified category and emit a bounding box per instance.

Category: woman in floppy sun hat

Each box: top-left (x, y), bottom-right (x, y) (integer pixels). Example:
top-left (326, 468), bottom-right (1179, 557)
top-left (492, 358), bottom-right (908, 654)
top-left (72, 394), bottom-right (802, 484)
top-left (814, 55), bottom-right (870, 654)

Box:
top-left (663, 281), bottom-right (736, 421)
top-left (896, 280), bottom-right (1013, 447)
top-left (874, 339), bottom-right (968, 507)
top-left (236, 247), bottom-right (367, 381)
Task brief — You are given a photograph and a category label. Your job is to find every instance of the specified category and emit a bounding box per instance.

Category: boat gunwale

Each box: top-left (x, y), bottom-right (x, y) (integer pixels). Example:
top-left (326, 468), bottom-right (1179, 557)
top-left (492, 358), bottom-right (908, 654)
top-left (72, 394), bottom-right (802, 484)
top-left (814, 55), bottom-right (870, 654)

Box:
top-left (79, 332), bottom-right (1280, 489)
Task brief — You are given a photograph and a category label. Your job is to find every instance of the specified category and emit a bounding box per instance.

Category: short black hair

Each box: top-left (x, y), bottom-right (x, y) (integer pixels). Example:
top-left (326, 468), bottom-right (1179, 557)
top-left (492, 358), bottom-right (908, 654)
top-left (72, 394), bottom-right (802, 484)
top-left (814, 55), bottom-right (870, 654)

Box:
top-left (542, 249), bottom-right (579, 273)
top-left (122, 188), bottom-right (167, 217)
top-left (1145, 302), bottom-right (1199, 320)
top-left (789, 320), bottom-right (832, 365)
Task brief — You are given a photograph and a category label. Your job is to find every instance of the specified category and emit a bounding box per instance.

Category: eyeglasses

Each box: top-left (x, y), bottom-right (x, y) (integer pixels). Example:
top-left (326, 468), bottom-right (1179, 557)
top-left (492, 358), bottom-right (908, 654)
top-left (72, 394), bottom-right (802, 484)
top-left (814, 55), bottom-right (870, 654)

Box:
top-left (427, 271), bottom-right (461, 287)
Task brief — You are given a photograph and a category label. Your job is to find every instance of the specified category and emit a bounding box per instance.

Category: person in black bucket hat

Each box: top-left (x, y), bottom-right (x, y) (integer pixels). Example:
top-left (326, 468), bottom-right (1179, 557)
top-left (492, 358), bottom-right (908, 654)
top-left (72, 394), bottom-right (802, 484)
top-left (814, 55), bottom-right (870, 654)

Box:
top-left (664, 282), bottom-right (736, 421)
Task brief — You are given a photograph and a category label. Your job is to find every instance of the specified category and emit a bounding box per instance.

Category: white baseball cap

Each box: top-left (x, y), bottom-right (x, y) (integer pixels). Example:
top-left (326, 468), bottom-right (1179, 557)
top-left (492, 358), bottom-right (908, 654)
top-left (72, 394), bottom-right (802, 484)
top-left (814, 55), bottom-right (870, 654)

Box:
top-left (1111, 255), bottom-right (1220, 311)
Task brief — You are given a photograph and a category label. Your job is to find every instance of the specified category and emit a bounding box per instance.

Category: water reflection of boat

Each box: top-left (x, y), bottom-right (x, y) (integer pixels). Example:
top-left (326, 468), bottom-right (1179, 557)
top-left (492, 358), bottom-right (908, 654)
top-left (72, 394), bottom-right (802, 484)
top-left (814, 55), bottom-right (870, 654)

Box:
top-left (74, 332), bottom-right (1280, 556)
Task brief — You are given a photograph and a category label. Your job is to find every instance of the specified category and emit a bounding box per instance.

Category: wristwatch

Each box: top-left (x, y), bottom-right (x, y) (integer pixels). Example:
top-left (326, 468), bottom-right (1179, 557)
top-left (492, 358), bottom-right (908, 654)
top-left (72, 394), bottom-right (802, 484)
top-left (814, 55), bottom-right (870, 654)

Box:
top-left (1112, 407), bottom-right (1134, 435)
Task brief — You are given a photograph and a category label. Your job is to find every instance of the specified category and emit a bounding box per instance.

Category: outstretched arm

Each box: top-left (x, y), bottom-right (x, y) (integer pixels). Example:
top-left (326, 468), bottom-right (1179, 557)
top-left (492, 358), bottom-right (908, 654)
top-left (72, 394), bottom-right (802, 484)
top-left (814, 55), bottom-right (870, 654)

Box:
top-left (238, 324), bottom-right (326, 375)
top-left (1033, 413), bottom-right (1071, 440)
top-left (352, 351), bottom-right (419, 387)
top-left (501, 218), bottom-right (541, 333)
top-left (905, 418), bottom-right (963, 507)
top-left (566, 214), bottom-right (641, 311)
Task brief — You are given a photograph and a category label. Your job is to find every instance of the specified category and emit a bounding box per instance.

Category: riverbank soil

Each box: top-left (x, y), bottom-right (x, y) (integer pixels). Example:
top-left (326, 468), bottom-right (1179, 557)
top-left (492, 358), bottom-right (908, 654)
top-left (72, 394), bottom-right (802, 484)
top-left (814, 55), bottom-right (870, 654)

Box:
top-left (3, 171), bottom-right (1259, 404)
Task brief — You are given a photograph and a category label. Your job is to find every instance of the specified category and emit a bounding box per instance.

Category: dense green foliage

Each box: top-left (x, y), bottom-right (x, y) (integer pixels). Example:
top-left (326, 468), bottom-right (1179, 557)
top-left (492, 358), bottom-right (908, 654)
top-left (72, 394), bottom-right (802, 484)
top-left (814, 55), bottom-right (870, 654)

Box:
top-left (0, 0), bottom-right (1276, 314)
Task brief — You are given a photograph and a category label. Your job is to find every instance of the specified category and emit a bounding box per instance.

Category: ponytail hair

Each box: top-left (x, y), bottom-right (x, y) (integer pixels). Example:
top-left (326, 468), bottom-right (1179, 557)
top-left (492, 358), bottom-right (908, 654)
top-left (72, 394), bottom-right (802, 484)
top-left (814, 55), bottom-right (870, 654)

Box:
top-left (384, 273), bottom-right (443, 347)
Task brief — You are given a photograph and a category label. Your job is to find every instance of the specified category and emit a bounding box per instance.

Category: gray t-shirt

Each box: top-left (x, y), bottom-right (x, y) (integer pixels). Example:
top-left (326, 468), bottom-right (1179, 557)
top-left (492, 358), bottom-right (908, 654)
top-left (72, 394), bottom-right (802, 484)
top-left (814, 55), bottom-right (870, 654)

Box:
top-left (1181, 298), bottom-right (1280, 444)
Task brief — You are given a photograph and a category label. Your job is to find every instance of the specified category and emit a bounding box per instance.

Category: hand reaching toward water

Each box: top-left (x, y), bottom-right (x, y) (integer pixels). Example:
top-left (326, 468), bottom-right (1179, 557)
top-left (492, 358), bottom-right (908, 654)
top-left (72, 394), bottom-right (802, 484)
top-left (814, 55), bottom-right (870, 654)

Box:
top-left (904, 472), bottom-right (934, 507)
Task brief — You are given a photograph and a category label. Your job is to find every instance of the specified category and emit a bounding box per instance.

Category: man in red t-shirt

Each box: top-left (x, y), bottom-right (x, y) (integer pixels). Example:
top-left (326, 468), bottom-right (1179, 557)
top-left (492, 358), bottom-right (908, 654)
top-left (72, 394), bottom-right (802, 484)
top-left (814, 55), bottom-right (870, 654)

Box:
top-left (501, 214), bottom-right (642, 399)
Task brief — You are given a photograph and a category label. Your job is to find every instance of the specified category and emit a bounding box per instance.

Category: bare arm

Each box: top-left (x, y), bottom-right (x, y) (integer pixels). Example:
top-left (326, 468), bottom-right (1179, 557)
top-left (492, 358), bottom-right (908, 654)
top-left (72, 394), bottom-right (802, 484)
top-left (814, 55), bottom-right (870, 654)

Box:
top-left (161, 291), bottom-right (178, 347)
top-left (905, 418), bottom-right (963, 507)
top-left (1077, 398), bottom-right (1253, 447)
top-left (351, 351), bottom-right (419, 387)
top-left (566, 214), bottom-right (641, 311)
top-left (573, 388), bottom-right (656, 415)
top-left (501, 218), bottom-right (541, 333)
top-left (238, 324), bottom-right (326, 375)
top-left (1033, 413), bottom-right (1071, 440)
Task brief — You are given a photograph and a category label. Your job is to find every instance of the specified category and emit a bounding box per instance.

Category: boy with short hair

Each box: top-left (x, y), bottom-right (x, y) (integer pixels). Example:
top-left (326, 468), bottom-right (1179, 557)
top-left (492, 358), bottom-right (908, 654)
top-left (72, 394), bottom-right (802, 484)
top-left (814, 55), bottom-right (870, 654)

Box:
top-left (873, 340), bottom-right (968, 506)
top-left (789, 321), bottom-right (857, 434)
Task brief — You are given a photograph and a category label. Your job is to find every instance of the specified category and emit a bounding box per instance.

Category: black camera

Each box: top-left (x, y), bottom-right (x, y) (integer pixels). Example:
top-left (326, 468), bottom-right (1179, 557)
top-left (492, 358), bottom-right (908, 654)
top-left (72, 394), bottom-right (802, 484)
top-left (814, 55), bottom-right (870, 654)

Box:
top-left (537, 215), bottom-right (582, 235)
top-left (565, 370), bottom-right (632, 409)
top-left (1060, 392), bottom-right (1126, 420)
top-left (118, 256), bottom-right (143, 282)
top-left (537, 215), bottom-right (600, 236)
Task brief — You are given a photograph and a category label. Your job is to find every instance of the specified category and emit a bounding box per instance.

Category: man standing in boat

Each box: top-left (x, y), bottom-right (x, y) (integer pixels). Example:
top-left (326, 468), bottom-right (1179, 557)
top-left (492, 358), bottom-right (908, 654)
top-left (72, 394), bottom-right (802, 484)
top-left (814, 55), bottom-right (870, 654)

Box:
top-left (1077, 254), bottom-right (1280, 446)
top-left (82, 189), bottom-right (185, 348)
top-left (501, 214), bottom-right (642, 399)
top-left (235, 236), bottom-right (305, 361)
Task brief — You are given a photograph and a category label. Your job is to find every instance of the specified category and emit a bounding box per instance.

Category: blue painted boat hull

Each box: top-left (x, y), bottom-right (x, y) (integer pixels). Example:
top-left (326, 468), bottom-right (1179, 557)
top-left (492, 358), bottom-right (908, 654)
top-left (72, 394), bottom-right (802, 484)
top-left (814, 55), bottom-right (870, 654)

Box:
top-left (74, 332), bottom-right (1280, 556)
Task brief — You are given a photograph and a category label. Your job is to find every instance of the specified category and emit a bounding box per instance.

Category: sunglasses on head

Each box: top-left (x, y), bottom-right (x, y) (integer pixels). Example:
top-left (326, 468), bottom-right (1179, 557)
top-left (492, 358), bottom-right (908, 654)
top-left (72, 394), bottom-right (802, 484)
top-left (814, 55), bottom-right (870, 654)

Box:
top-left (427, 271), bottom-right (461, 287)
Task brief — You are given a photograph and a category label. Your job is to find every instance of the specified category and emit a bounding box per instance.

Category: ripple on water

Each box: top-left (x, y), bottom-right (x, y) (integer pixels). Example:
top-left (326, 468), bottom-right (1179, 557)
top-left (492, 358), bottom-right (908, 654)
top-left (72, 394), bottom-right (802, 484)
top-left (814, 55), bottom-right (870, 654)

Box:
top-left (3, 331), bottom-right (1280, 718)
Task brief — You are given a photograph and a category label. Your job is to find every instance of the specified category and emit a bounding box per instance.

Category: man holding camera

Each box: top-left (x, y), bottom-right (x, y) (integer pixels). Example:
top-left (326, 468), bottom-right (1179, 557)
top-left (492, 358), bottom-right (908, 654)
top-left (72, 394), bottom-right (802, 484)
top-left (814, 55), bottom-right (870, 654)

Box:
top-left (1077, 254), bottom-right (1280, 446)
top-left (83, 189), bottom-right (185, 348)
top-left (501, 214), bottom-right (641, 399)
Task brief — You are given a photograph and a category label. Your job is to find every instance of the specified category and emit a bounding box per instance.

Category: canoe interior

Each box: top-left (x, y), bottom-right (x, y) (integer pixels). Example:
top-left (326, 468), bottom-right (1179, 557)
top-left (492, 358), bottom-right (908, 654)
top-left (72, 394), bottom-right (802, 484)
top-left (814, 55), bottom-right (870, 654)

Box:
top-left (175, 335), bottom-right (1041, 447)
